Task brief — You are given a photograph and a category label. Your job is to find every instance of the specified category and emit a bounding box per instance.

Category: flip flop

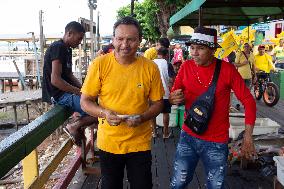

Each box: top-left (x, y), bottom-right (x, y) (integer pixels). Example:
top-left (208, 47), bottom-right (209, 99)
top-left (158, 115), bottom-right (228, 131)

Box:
top-left (63, 127), bottom-right (84, 146)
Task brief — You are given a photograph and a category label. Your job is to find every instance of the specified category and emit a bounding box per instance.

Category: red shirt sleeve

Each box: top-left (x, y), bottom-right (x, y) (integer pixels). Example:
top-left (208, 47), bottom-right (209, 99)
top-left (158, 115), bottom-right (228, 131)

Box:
top-left (171, 61), bottom-right (188, 92)
top-left (230, 65), bottom-right (256, 126)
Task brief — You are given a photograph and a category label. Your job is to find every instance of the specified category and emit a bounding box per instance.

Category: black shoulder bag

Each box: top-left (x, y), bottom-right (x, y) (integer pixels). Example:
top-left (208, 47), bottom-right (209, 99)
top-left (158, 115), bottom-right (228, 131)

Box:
top-left (184, 59), bottom-right (222, 135)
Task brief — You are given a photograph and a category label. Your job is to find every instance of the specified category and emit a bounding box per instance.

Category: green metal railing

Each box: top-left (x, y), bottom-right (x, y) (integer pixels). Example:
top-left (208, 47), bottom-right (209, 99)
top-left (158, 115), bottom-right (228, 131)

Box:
top-left (0, 105), bottom-right (72, 179)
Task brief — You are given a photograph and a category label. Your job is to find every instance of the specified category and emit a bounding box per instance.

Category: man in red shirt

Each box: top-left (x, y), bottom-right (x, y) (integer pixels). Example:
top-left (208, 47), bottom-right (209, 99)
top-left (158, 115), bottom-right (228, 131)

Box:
top-left (169, 27), bottom-right (256, 189)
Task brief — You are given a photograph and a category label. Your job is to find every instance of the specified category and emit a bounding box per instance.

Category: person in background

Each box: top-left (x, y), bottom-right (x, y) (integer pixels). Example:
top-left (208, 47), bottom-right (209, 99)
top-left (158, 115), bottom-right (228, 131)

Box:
top-left (80, 16), bottom-right (164, 189)
top-left (138, 45), bottom-right (148, 56)
top-left (42, 21), bottom-right (98, 145)
top-left (169, 26), bottom-right (256, 189)
top-left (235, 43), bottom-right (256, 88)
top-left (169, 41), bottom-right (176, 61)
top-left (254, 45), bottom-right (275, 73)
top-left (96, 43), bottom-right (115, 57)
top-left (173, 43), bottom-right (184, 74)
top-left (144, 37), bottom-right (170, 60)
top-left (102, 43), bottom-right (115, 54)
top-left (152, 47), bottom-right (172, 139)
top-left (234, 43), bottom-right (255, 110)
top-left (273, 38), bottom-right (284, 69)
top-left (226, 51), bottom-right (236, 64)
top-left (266, 45), bottom-right (274, 56)
top-left (167, 41), bottom-right (176, 79)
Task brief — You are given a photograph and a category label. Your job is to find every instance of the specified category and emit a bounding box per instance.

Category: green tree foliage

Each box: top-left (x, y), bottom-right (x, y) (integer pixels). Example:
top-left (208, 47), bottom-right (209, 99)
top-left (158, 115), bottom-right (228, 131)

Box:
top-left (117, 0), bottom-right (190, 41)
top-left (117, 0), bottom-right (160, 41)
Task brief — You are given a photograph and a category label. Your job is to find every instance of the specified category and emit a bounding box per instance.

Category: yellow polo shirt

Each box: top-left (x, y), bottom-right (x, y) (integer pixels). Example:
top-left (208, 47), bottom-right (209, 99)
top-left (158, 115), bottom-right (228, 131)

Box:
top-left (235, 51), bottom-right (255, 79)
top-left (81, 52), bottom-right (164, 154)
top-left (144, 47), bottom-right (157, 60)
top-left (254, 53), bottom-right (275, 73)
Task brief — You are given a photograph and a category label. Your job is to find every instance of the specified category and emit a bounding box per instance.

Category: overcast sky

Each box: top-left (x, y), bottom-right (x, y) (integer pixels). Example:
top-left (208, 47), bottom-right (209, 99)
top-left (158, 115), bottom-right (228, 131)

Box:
top-left (0, 0), bottom-right (134, 36)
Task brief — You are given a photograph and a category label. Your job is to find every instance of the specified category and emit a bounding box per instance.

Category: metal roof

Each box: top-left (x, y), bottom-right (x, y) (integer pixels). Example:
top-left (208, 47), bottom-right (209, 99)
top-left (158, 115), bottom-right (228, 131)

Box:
top-left (170, 0), bottom-right (284, 27)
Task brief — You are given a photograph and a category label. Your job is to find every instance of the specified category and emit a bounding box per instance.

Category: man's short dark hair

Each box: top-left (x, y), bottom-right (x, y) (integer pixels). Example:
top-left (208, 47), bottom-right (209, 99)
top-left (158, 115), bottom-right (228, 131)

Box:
top-left (159, 38), bottom-right (170, 48)
top-left (157, 47), bottom-right (168, 57)
top-left (113, 16), bottom-right (142, 41)
top-left (244, 43), bottom-right (250, 47)
top-left (65, 21), bottom-right (86, 33)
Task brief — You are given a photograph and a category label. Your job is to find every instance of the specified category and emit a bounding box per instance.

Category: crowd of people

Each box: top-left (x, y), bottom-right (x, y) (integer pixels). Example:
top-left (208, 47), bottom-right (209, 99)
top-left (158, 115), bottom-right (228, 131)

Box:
top-left (41, 16), bottom-right (284, 189)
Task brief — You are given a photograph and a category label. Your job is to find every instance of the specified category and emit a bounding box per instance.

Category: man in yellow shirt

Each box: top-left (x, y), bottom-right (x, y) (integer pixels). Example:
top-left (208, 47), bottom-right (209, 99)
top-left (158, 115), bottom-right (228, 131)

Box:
top-left (144, 37), bottom-right (170, 60)
top-left (80, 16), bottom-right (164, 189)
top-left (273, 38), bottom-right (284, 69)
top-left (235, 43), bottom-right (256, 87)
top-left (254, 45), bottom-right (275, 73)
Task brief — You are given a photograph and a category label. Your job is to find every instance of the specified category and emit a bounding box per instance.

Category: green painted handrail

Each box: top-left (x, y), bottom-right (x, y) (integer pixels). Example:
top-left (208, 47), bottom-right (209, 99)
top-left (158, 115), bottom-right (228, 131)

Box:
top-left (0, 105), bottom-right (72, 179)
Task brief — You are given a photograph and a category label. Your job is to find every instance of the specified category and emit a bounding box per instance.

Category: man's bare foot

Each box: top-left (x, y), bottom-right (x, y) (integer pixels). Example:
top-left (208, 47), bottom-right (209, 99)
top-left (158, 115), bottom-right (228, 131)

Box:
top-left (64, 122), bottom-right (85, 146)
top-left (66, 122), bottom-right (80, 135)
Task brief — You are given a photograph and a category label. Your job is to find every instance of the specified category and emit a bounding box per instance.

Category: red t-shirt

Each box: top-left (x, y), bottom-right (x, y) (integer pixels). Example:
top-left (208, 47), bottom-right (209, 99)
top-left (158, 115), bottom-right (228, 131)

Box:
top-left (172, 58), bottom-right (256, 143)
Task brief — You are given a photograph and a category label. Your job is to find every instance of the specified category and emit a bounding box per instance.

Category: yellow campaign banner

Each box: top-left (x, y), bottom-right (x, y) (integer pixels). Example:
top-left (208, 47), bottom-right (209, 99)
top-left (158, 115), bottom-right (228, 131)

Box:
top-left (215, 33), bottom-right (238, 59)
top-left (277, 31), bottom-right (284, 37)
top-left (240, 26), bottom-right (256, 43)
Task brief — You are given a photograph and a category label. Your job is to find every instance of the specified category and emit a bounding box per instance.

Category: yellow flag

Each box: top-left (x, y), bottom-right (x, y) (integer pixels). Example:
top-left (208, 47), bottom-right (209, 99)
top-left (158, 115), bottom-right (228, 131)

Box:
top-left (276, 31), bottom-right (284, 38)
top-left (221, 30), bottom-right (234, 40)
top-left (239, 26), bottom-right (256, 43)
top-left (215, 33), bottom-right (238, 59)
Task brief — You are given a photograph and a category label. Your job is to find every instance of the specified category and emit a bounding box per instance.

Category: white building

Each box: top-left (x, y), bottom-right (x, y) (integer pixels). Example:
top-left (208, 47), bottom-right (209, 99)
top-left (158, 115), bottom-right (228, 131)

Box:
top-left (252, 19), bottom-right (284, 40)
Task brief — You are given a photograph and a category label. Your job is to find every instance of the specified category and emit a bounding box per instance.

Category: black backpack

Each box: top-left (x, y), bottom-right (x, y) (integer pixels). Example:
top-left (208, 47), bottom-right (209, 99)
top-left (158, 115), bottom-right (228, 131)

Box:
top-left (184, 59), bottom-right (221, 135)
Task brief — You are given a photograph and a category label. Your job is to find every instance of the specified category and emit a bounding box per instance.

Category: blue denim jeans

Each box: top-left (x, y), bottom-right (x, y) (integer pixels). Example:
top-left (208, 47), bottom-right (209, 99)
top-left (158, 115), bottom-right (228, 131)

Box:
top-left (170, 130), bottom-right (228, 189)
top-left (51, 93), bottom-right (87, 117)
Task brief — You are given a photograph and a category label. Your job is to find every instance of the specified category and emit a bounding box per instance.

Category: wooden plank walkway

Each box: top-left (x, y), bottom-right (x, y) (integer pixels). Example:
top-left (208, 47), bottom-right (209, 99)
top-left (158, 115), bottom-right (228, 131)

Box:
top-left (79, 99), bottom-right (284, 189)
top-left (0, 89), bottom-right (41, 106)
top-left (0, 89), bottom-right (42, 129)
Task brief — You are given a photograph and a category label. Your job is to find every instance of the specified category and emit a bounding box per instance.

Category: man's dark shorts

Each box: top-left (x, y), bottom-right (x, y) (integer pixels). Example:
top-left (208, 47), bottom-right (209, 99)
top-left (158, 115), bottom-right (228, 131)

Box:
top-left (162, 99), bottom-right (172, 113)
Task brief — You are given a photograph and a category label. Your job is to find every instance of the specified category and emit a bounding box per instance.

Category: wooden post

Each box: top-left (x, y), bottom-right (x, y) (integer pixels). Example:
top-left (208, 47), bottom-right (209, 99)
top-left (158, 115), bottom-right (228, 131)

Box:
top-left (29, 32), bottom-right (41, 88)
top-left (247, 20), bottom-right (250, 43)
top-left (22, 150), bottom-right (39, 189)
top-left (29, 79), bottom-right (33, 89)
top-left (0, 79), bottom-right (4, 93)
top-left (83, 34), bottom-right (88, 68)
top-left (13, 105), bottom-right (18, 130)
top-left (90, 127), bottom-right (95, 158)
top-left (78, 44), bottom-right (83, 83)
top-left (198, 7), bottom-right (203, 27)
top-left (90, 7), bottom-right (95, 60)
top-left (96, 11), bottom-right (100, 51)
top-left (26, 104), bottom-right (30, 123)
top-left (39, 10), bottom-right (45, 74)
top-left (8, 79), bottom-right (13, 92)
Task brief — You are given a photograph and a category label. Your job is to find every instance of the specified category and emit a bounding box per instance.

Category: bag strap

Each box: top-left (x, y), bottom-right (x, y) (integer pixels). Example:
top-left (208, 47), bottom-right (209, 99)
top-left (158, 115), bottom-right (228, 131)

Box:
top-left (242, 51), bottom-right (249, 60)
top-left (242, 51), bottom-right (253, 71)
top-left (185, 59), bottom-right (221, 112)
top-left (209, 58), bottom-right (222, 93)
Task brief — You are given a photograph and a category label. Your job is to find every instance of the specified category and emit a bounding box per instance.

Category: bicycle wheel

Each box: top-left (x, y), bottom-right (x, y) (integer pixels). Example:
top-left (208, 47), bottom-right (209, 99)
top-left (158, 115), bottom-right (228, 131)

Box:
top-left (263, 82), bottom-right (280, 107)
top-left (254, 82), bottom-right (262, 100)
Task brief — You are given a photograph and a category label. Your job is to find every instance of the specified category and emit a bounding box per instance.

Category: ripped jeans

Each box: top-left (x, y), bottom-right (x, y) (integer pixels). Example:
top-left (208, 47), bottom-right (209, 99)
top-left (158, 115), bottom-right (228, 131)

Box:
top-left (170, 130), bottom-right (228, 189)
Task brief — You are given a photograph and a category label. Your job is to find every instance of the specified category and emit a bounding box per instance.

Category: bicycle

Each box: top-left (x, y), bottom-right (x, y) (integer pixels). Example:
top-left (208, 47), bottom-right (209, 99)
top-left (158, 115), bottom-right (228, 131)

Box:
top-left (253, 71), bottom-right (280, 107)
